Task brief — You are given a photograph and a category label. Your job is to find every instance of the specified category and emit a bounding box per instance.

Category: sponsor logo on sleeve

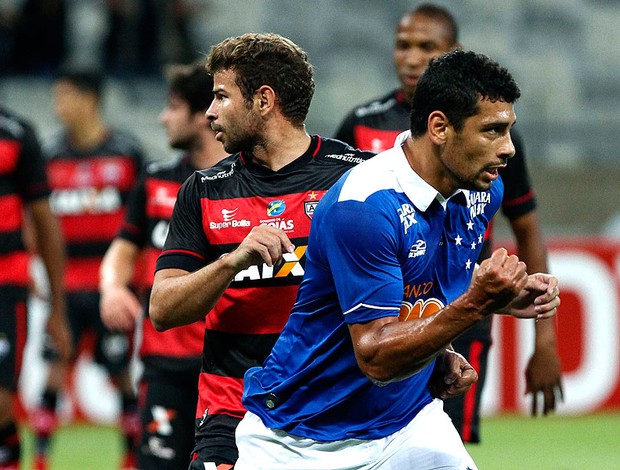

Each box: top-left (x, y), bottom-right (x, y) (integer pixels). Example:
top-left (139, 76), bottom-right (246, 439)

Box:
top-left (398, 203), bottom-right (417, 234)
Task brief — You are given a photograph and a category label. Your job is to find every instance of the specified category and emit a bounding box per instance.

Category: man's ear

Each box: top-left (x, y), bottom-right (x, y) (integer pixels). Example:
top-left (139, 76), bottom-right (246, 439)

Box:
top-left (254, 85), bottom-right (276, 115)
top-left (428, 110), bottom-right (450, 144)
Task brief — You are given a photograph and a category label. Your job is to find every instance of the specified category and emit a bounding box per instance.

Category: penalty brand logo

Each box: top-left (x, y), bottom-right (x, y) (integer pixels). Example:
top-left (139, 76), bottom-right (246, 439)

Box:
top-left (408, 239), bottom-right (427, 258)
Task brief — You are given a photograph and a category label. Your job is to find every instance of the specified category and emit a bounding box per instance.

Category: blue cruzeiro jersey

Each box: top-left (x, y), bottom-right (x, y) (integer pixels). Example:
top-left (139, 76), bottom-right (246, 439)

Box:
top-left (243, 140), bottom-right (503, 442)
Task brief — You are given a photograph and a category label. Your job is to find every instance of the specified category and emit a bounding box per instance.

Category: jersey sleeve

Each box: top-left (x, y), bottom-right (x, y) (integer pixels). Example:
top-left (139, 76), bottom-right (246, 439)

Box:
top-left (500, 129), bottom-right (537, 220)
top-left (155, 173), bottom-right (210, 273)
top-left (117, 169), bottom-right (147, 247)
top-left (322, 199), bottom-right (403, 324)
top-left (16, 122), bottom-right (50, 202)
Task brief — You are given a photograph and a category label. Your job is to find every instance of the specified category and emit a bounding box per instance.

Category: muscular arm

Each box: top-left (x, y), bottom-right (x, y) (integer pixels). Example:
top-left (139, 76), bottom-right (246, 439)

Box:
top-left (99, 238), bottom-right (142, 331)
top-left (29, 198), bottom-right (72, 359)
top-left (149, 224), bottom-right (294, 331)
top-left (350, 249), bottom-right (528, 383)
top-left (510, 210), bottom-right (563, 415)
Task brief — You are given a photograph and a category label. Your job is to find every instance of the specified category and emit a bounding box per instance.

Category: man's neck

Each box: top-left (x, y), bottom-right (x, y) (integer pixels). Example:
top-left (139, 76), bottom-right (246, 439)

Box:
top-left (189, 132), bottom-right (228, 170)
top-left (402, 135), bottom-right (457, 198)
top-left (250, 124), bottom-right (311, 172)
top-left (67, 115), bottom-right (108, 151)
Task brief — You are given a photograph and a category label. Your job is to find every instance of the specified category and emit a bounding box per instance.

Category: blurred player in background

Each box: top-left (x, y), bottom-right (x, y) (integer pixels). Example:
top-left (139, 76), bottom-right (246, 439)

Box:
top-left (334, 3), bottom-right (563, 442)
top-left (31, 69), bottom-right (144, 470)
top-left (148, 33), bottom-right (375, 469)
top-left (99, 63), bottom-right (228, 469)
top-left (0, 107), bottom-right (70, 470)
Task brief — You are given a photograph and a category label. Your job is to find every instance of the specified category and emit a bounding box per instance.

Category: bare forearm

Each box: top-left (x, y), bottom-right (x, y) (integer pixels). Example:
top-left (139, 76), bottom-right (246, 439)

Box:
top-left (511, 212), bottom-right (548, 273)
top-left (99, 239), bottom-right (139, 291)
top-left (30, 200), bottom-right (66, 310)
top-left (149, 256), bottom-right (238, 331)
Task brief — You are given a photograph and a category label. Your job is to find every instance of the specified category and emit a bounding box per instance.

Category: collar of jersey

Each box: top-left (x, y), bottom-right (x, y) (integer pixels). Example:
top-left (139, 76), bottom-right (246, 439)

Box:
top-left (240, 135), bottom-right (319, 175)
top-left (393, 131), bottom-right (465, 211)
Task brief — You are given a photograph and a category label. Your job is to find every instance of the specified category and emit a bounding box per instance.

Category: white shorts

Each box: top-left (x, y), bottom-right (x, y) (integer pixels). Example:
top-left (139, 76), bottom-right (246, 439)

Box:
top-left (235, 398), bottom-right (477, 470)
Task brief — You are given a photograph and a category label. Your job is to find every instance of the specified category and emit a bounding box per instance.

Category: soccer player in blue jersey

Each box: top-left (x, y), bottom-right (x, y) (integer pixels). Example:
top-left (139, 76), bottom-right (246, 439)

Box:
top-left (335, 5), bottom-right (563, 441)
top-left (236, 50), bottom-right (560, 469)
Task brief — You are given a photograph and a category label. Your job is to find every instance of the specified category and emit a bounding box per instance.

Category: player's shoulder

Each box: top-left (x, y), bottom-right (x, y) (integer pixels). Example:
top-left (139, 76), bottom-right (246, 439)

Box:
top-left (314, 136), bottom-right (375, 165)
top-left (336, 147), bottom-right (403, 203)
top-left (145, 153), bottom-right (184, 175)
top-left (194, 153), bottom-right (241, 184)
top-left (351, 89), bottom-right (400, 119)
top-left (0, 107), bottom-right (33, 139)
top-left (41, 130), bottom-right (66, 158)
top-left (106, 128), bottom-right (145, 155)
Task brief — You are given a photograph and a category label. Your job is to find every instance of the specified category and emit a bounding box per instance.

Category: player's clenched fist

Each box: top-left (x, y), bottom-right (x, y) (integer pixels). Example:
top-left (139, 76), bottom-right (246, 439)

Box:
top-left (466, 248), bottom-right (529, 316)
top-left (226, 224), bottom-right (295, 271)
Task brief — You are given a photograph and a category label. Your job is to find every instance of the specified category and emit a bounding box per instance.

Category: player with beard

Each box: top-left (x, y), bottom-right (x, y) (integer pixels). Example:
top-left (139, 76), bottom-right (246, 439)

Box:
top-left (147, 33), bottom-right (383, 469)
top-left (334, 3), bottom-right (563, 442)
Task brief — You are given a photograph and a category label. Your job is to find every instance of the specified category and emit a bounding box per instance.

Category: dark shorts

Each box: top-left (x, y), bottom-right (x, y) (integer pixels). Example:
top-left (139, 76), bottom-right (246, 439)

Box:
top-left (43, 290), bottom-right (132, 375)
top-left (0, 285), bottom-right (28, 390)
top-left (188, 414), bottom-right (241, 469)
top-left (137, 368), bottom-right (199, 470)
top-left (443, 335), bottom-right (491, 444)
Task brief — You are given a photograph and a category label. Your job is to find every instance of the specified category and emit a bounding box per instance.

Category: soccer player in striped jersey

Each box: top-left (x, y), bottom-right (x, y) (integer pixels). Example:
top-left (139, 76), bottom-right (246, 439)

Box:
top-left (0, 107), bottom-right (70, 470)
top-left (31, 69), bottom-right (144, 470)
top-left (99, 63), bottom-right (228, 470)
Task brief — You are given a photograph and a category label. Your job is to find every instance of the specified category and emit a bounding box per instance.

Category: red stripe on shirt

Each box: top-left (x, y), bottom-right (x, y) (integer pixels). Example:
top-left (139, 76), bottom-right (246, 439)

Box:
top-left (461, 340), bottom-right (484, 442)
top-left (0, 140), bottom-right (20, 173)
top-left (0, 252), bottom-right (30, 285)
top-left (0, 194), bottom-right (22, 232)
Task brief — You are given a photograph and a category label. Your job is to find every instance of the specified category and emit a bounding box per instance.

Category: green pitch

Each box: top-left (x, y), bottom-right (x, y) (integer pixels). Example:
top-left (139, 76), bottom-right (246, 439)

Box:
top-left (468, 413), bottom-right (620, 470)
top-left (18, 412), bottom-right (620, 469)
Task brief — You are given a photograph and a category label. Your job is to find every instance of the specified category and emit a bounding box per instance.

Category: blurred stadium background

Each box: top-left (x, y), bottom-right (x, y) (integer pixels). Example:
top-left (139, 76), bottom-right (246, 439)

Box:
top-left (2, 0), bottom-right (620, 468)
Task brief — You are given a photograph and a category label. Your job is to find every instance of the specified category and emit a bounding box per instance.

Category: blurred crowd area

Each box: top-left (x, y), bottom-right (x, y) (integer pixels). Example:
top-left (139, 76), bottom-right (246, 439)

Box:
top-left (1, 0), bottom-right (619, 233)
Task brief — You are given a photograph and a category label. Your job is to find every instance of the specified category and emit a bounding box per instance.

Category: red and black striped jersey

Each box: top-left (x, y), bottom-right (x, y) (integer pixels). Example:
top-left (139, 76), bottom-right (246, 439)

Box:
top-left (0, 108), bottom-right (50, 287)
top-left (44, 130), bottom-right (143, 292)
top-left (155, 135), bottom-right (374, 420)
top-left (118, 154), bottom-right (205, 374)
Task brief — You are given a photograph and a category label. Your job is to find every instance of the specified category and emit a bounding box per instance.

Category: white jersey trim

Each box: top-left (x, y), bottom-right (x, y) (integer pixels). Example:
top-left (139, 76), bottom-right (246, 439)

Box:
top-left (343, 303), bottom-right (401, 316)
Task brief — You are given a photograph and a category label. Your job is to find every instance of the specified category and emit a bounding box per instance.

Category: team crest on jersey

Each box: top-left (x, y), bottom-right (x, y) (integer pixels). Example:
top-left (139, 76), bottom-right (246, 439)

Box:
top-left (399, 298), bottom-right (444, 321)
top-left (304, 191), bottom-right (321, 220)
top-left (267, 200), bottom-right (286, 217)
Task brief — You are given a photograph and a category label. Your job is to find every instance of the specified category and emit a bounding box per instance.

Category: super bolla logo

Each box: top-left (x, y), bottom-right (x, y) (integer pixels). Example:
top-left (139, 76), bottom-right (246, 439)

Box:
top-left (233, 246), bottom-right (307, 281)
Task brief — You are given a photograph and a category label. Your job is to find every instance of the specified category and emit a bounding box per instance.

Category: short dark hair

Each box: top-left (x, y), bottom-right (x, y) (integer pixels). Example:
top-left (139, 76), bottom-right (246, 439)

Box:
top-left (409, 50), bottom-right (521, 136)
top-left (406, 4), bottom-right (459, 44)
top-left (165, 63), bottom-right (215, 114)
top-left (206, 33), bottom-right (315, 126)
top-left (55, 68), bottom-right (104, 100)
